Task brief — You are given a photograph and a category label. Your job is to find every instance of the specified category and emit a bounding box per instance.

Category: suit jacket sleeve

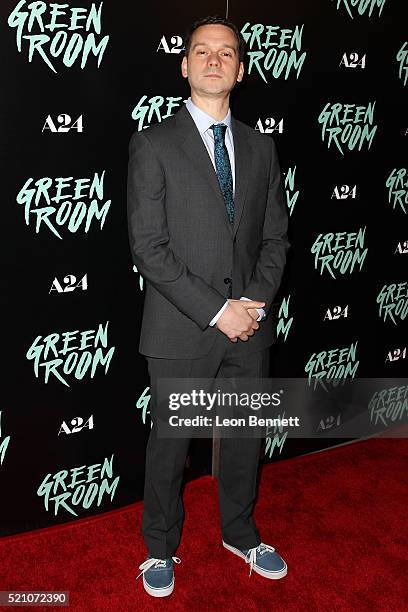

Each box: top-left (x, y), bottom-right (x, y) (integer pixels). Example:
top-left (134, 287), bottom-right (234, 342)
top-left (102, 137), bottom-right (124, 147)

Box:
top-left (127, 131), bottom-right (227, 331)
top-left (242, 138), bottom-right (290, 316)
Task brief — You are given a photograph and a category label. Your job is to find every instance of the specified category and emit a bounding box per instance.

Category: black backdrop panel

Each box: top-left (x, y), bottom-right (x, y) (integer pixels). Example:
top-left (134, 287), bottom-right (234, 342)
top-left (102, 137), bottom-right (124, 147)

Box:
top-left (1, 0), bottom-right (407, 536)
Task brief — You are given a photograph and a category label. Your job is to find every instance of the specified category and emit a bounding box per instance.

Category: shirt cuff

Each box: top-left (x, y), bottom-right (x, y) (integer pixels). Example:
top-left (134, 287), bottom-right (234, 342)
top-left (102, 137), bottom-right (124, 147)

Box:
top-left (209, 300), bottom-right (229, 326)
top-left (240, 296), bottom-right (265, 322)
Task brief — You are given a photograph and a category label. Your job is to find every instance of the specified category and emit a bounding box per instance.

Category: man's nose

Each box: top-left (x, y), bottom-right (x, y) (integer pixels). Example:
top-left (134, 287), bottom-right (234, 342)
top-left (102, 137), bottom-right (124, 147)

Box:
top-left (207, 53), bottom-right (220, 66)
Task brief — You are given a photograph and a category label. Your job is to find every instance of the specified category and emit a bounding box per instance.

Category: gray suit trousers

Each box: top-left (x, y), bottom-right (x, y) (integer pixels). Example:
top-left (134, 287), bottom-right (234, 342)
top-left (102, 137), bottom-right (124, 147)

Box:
top-left (142, 333), bottom-right (270, 558)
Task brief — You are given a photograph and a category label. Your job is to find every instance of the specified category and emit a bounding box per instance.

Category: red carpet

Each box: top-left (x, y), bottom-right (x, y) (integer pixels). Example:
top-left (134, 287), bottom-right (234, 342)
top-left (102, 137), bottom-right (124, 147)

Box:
top-left (1, 438), bottom-right (407, 611)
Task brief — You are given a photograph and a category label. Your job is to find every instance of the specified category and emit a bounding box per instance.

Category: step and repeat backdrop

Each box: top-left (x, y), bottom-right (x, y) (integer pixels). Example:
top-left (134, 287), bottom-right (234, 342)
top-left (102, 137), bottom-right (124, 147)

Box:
top-left (1, 0), bottom-right (407, 536)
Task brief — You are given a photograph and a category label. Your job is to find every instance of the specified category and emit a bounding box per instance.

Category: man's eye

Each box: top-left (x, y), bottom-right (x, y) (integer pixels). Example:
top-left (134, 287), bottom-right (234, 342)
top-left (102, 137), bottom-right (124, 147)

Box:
top-left (222, 52), bottom-right (232, 57)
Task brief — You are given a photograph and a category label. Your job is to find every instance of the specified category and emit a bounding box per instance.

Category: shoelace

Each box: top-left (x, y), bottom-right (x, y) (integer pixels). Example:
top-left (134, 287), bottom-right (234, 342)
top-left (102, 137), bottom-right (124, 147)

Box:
top-left (245, 543), bottom-right (275, 576)
top-left (137, 556), bottom-right (181, 580)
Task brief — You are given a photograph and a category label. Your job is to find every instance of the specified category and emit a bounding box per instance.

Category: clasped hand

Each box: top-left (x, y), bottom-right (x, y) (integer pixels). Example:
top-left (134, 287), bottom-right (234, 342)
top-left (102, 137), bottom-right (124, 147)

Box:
top-left (215, 299), bottom-right (265, 342)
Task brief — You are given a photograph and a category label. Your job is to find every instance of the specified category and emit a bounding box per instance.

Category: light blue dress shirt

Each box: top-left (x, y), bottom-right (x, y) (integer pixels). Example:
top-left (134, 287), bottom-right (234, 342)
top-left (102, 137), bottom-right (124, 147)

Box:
top-left (185, 97), bottom-right (266, 327)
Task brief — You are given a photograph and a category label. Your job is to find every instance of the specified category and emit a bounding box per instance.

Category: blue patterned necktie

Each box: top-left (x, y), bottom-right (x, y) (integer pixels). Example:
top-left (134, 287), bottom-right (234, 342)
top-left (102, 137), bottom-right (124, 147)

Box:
top-left (210, 123), bottom-right (234, 224)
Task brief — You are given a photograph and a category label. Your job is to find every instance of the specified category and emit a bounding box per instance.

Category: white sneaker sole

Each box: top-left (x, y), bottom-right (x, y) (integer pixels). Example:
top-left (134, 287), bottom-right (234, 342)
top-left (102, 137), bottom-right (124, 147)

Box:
top-left (222, 541), bottom-right (288, 579)
top-left (142, 575), bottom-right (174, 597)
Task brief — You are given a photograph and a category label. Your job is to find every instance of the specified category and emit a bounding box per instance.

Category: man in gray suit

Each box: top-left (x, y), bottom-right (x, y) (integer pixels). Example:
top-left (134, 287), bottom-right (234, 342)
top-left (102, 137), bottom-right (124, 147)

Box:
top-left (128, 16), bottom-right (290, 597)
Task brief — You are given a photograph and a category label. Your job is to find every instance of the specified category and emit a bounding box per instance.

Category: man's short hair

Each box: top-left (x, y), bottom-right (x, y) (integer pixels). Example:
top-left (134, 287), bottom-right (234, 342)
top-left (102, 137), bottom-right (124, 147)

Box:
top-left (183, 16), bottom-right (246, 63)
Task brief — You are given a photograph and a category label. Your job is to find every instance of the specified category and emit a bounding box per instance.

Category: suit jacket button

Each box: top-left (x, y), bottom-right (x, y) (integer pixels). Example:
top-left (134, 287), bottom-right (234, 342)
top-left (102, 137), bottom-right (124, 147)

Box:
top-left (224, 277), bottom-right (232, 284)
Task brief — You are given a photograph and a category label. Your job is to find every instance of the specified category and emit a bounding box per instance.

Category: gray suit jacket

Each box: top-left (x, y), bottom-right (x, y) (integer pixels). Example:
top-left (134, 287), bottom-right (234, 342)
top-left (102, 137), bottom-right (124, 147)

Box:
top-left (127, 104), bottom-right (289, 359)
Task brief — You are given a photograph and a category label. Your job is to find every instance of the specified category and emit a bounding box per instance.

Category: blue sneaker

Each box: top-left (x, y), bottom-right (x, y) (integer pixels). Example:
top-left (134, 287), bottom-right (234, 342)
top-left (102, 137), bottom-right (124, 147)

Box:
top-left (137, 556), bottom-right (181, 597)
top-left (223, 541), bottom-right (287, 579)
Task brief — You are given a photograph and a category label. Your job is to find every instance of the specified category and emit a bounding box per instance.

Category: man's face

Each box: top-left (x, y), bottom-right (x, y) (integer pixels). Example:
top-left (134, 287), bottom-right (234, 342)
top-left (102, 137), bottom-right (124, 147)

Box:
top-left (181, 24), bottom-right (244, 98)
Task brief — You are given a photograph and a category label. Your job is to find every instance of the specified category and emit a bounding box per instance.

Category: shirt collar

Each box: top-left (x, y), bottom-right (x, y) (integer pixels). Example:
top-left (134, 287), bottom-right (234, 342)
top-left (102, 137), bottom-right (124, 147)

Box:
top-left (185, 96), bottom-right (231, 135)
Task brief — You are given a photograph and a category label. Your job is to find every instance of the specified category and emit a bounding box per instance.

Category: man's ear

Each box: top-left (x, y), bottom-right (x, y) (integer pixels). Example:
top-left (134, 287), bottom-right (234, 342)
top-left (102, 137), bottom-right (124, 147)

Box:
top-left (237, 61), bottom-right (244, 83)
top-left (181, 55), bottom-right (188, 78)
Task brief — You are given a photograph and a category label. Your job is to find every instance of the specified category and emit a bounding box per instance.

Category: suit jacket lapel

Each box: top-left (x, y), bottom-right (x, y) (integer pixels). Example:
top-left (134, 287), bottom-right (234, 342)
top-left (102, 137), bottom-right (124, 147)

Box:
top-left (175, 105), bottom-right (251, 238)
top-left (231, 116), bottom-right (251, 239)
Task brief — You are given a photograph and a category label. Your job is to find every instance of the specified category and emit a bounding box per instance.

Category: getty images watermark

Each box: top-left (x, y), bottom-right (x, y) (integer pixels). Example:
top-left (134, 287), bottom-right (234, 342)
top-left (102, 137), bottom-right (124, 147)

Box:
top-left (167, 388), bottom-right (300, 430)
top-left (150, 377), bottom-right (408, 439)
